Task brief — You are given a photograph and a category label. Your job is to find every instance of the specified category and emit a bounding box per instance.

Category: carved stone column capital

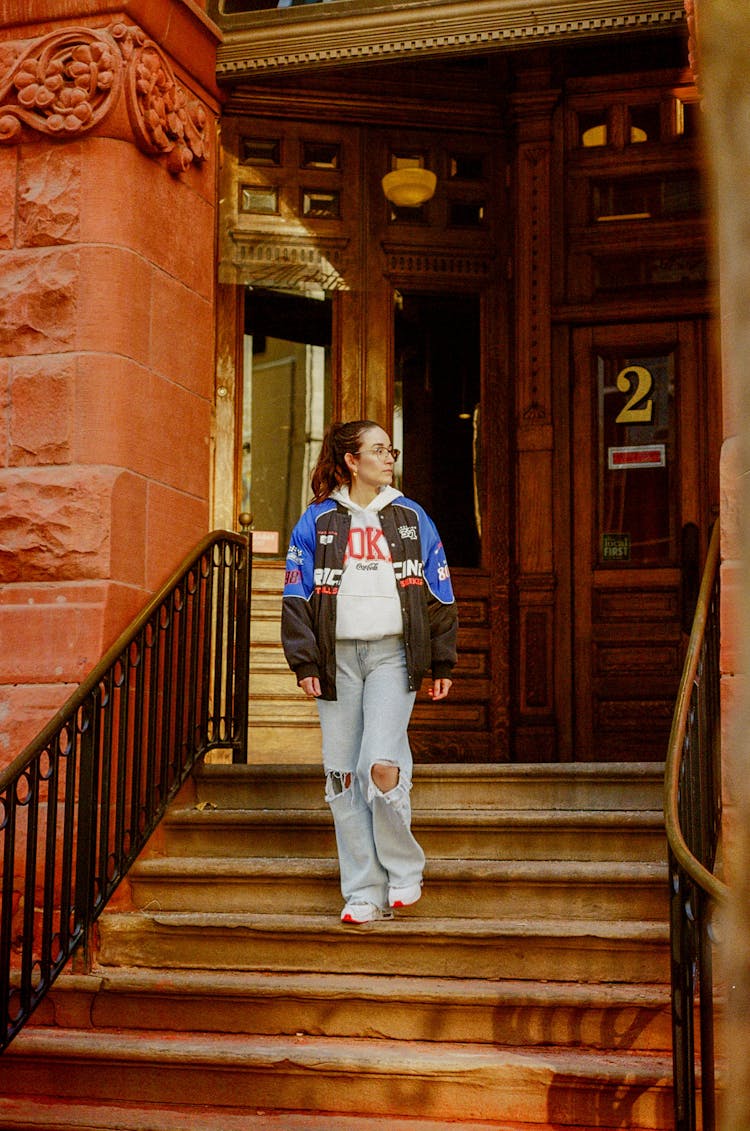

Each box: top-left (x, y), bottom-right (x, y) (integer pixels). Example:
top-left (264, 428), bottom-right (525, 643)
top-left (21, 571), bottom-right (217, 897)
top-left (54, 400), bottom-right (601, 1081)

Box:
top-left (0, 22), bottom-right (210, 174)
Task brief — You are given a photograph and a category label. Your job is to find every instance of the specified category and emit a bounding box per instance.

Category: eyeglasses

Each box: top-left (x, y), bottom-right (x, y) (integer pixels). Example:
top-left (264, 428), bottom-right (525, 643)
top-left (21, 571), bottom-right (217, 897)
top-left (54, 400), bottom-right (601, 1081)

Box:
top-left (358, 445), bottom-right (400, 462)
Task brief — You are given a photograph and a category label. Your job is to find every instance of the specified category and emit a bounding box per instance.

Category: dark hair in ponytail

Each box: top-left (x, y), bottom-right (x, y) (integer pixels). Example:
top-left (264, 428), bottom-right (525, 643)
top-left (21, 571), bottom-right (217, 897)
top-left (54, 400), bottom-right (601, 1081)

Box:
top-left (310, 420), bottom-right (380, 502)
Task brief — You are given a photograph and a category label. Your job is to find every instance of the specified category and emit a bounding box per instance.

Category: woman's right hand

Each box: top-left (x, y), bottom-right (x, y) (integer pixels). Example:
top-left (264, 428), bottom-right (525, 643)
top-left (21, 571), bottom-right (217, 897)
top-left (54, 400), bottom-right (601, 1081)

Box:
top-left (299, 676), bottom-right (322, 698)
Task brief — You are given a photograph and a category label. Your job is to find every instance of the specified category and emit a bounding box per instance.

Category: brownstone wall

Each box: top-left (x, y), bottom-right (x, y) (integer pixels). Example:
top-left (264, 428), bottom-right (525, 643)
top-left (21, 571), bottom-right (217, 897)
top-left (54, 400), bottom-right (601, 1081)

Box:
top-left (697, 0), bottom-right (750, 1125)
top-left (0, 2), bottom-right (222, 766)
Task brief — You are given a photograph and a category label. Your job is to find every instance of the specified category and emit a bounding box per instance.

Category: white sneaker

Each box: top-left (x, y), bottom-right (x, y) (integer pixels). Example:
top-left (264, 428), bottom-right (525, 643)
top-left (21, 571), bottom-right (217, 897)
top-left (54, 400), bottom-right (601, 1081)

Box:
top-left (340, 901), bottom-right (393, 924)
top-left (388, 882), bottom-right (422, 909)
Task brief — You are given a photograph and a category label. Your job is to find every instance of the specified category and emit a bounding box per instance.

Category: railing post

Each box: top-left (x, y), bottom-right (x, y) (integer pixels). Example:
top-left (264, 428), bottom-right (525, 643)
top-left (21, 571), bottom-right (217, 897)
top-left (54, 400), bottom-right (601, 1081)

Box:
top-left (233, 528), bottom-right (253, 764)
top-left (74, 693), bottom-right (99, 973)
top-left (669, 852), bottom-right (697, 1131)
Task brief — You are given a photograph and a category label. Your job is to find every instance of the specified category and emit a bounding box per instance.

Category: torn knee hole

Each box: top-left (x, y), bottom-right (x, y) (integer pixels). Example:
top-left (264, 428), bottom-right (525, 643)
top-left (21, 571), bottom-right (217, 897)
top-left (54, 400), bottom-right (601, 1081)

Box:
top-left (371, 762), bottom-right (399, 793)
top-left (326, 770), bottom-right (352, 798)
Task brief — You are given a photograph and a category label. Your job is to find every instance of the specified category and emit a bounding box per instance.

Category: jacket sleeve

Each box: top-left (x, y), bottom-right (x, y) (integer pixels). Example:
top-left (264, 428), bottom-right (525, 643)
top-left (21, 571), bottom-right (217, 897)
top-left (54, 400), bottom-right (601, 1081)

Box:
top-left (419, 510), bottom-right (458, 680)
top-left (281, 510), bottom-right (320, 683)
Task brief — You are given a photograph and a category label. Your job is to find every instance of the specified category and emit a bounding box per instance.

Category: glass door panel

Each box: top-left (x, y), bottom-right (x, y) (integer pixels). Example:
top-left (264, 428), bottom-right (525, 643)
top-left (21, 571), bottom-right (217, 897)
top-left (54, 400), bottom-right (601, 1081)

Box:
top-left (597, 349), bottom-right (676, 566)
top-left (242, 288), bottom-right (332, 551)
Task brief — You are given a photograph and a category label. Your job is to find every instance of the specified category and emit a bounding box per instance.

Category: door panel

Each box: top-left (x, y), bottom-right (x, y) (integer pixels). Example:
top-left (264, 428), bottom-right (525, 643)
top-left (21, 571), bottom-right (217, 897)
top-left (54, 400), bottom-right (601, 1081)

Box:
top-left (572, 321), bottom-right (708, 762)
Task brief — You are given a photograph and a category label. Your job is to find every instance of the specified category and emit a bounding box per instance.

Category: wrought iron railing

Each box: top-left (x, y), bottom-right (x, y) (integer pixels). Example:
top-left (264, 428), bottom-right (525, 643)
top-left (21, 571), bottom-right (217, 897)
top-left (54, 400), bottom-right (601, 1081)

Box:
top-left (664, 521), bottom-right (727, 1131)
top-left (0, 531), bottom-right (251, 1054)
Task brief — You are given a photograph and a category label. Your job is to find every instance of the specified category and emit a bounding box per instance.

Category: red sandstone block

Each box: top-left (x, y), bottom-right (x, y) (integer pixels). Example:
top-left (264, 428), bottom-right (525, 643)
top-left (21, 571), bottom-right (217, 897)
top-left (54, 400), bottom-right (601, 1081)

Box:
top-left (79, 143), bottom-right (216, 298)
top-left (150, 269), bottom-right (215, 397)
top-left (0, 465), bottom-right (117, 582)
top-left (0, 683), bottom-right (72, 768)
top-left (0, 246), bottom-right (78, 357)
top-left (110, 471), bottom-right (148, 589)
top-left (17, 144), bottom-right (81, 247)
top-left (720, 561), bottom-right (746, 678)
top-left (0, 359), bottom-right (9, 467)
top-left (145, 479), bottom-right (209, 591)
top-left (720, 435), bottom-right (744, 563)
top-left (0, 601), bottom-right (106, 684)
top-left (74, 356), bottom-right (211, 498)
top-left (9, 355), bottom-right (74, 465)
top-left (102, 580), bottom-right (152, 653)
top-left (0, 148), bottom-right (17, 250)
top-left (0, 581), bottom-right (108, 608)
top-left (76, 244), bottom-right (152, 365)
top-left (721, 674), bottom-right (750, 855)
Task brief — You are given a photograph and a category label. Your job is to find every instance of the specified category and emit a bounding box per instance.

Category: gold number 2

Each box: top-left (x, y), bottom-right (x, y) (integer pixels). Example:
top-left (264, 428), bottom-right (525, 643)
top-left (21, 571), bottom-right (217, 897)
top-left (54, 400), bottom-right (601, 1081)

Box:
top-left (615, 365), bottom-right (654, 424)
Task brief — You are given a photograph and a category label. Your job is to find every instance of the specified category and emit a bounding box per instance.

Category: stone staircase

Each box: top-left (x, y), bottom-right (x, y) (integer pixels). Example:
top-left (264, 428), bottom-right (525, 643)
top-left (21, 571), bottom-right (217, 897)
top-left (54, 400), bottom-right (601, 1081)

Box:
top-left (0, 760), bottom-right (674, 1130)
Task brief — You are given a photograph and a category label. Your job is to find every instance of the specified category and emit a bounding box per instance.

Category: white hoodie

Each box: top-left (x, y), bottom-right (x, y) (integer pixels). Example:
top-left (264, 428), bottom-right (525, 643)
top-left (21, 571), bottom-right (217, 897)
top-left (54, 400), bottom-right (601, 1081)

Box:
top-left (330, 485), bottom-right (404, 640)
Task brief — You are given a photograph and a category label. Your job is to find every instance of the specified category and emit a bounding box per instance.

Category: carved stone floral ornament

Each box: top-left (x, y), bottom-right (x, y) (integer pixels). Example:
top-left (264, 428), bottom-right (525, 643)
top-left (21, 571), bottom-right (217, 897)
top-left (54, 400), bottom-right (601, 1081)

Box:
top-left (0, 23), bottom-right (208, 174)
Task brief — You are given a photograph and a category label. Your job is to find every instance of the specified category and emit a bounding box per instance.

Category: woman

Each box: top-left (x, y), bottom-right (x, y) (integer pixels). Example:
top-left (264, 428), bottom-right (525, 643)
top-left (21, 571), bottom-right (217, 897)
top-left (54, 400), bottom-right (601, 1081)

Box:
top-left (281, 420), bottom-right (458, 924)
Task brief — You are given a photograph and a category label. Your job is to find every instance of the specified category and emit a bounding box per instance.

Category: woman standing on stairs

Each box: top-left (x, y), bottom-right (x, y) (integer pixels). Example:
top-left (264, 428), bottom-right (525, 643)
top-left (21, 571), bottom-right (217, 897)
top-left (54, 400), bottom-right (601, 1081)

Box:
top-left (281, 420), bottom-right (458, 925)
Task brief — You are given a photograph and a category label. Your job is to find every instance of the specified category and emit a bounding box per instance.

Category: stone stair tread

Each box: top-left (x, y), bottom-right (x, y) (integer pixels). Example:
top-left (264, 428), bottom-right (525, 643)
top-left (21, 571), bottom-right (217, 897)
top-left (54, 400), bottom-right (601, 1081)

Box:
top-left (195, 761), bottom-right (665, 811)
top-left (167, 805), bottom-right (665, 826)
top-left (131, 855), bottom-right (667, 881)
top-left (200, 761), bottom-right (665, 782)
top-left (5, 1026), bottom-right (674, 1080)
top-left (55, 968), bottom-right (671, 1008)
top-left (103, 909), bottom-right (669, 940)
top-left (0, 1096), bottom-right (597, 1131)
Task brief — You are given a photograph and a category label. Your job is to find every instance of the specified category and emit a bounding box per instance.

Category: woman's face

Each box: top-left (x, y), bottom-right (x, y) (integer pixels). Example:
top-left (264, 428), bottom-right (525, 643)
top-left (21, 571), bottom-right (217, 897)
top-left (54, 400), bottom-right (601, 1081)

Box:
top-left (351, 425), bottom-right (397, 492)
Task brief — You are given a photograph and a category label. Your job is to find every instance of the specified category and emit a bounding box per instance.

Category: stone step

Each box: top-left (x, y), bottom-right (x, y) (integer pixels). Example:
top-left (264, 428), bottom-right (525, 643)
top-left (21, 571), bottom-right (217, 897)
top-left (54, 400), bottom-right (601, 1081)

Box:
top-left (247, 695), bottom-right (318, 720)
top-left (246, 726), bottom-right (322, 763)
top-left (249, 644), bottom-right (294, 672)
top-left (32, 969), bottom-right (672, 1051)
top-left (249, 593), bottom-right (283, 618)
top-left (96, 911), bottom-right (670, 984)
top-left (195, 762), bottom-right (665, 813)
top-left (163, 805), bottom-right (666, 862)
top-left (0, 1096), bottom-right (599, 1131)
top-left (128, 856), bottom-right (669, 921)
top-left (249, 619), bottom-right (286, 646)
top-left (0, 1029), bottom-right (675, 1127)
top-left (249, 663), bottom-right (298, 688)
top-left (250, 561), bottom-right (286, 591)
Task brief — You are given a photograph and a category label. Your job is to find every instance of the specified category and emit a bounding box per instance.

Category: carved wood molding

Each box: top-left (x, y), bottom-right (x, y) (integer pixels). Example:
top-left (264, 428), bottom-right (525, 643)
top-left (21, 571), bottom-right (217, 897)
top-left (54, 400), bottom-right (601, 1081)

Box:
top-left (684, 0), bottom-right (699, 86)
top-left (516, 143), bottom-right (551, 425)
top-left (214, 0), bottom-right (685, 78)
top-left (222, 231), bottom-right (352, 290)
top-left (0, 23), bottom-right (209, 174)
top-left (382, 243), bottom-right (492, 280)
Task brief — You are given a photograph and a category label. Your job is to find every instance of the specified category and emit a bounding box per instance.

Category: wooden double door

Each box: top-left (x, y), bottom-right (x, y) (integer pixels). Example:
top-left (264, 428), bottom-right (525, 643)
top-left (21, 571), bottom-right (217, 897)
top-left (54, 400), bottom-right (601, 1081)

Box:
top-left (236, 296), bottom-right (717, 763)
top-left (405, 315), bottom-right (717, 764)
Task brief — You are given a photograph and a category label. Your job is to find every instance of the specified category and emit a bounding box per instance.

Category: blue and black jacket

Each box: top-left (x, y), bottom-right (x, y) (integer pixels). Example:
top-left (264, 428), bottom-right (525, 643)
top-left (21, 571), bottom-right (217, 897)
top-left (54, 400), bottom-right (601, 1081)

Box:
top-left (281, 495), bottom-right (458, 700)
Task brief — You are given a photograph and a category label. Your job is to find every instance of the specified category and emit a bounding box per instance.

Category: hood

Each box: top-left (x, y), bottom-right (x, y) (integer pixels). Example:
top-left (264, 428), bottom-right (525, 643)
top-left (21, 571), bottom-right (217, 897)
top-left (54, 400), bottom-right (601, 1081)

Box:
top-left (331, 484), bottom-right (402, 513)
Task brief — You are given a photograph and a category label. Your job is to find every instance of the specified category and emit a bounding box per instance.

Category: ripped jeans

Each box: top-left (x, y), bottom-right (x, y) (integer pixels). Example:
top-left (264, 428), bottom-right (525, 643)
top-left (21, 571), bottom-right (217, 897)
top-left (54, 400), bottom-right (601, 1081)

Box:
top-left (316, 635), bottom-right (425, 908)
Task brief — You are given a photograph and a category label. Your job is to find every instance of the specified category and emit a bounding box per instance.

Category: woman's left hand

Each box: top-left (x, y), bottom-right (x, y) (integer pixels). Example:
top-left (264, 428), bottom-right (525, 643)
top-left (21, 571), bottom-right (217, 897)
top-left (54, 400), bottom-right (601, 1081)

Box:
top-left (428, 678), bottom-right (452, 701)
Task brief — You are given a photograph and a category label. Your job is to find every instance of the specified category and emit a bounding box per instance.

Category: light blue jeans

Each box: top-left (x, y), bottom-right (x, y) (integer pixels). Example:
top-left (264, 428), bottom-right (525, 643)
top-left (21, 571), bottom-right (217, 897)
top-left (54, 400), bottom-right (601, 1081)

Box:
top-left (316, 635), bottom-right (425, 908)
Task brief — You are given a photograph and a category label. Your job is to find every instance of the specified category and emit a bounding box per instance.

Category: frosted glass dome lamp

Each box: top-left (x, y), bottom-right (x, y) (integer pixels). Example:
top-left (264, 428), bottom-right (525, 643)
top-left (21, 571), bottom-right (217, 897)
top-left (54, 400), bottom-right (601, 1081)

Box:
top-left (381, 168), bottom-right (437, 207)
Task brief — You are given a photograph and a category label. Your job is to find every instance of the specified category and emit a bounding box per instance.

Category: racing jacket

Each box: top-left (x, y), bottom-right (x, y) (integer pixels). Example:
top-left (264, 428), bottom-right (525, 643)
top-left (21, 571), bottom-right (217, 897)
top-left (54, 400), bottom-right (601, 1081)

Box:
top-left (281, 494), bottom-right (457, 700)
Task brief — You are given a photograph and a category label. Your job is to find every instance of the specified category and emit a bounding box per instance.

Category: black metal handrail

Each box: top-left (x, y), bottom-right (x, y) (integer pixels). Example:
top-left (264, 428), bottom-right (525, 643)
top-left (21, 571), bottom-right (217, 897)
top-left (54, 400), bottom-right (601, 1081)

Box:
top-left (664, 521), bottom-right (727, 1131)
top-left (0, 530), bottom-right (251, 1053)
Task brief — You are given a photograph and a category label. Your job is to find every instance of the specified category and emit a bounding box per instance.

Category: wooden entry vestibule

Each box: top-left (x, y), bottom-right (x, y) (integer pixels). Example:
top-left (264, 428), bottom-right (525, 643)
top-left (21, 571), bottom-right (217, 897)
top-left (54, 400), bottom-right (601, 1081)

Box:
top-left (214, 36), bottom-right (719, 764)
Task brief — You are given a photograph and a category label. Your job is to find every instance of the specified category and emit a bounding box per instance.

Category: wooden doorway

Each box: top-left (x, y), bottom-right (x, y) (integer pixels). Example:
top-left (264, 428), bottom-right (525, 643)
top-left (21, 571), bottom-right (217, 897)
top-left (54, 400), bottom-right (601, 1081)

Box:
top-left (571, 320), bottom-right (717, 762)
